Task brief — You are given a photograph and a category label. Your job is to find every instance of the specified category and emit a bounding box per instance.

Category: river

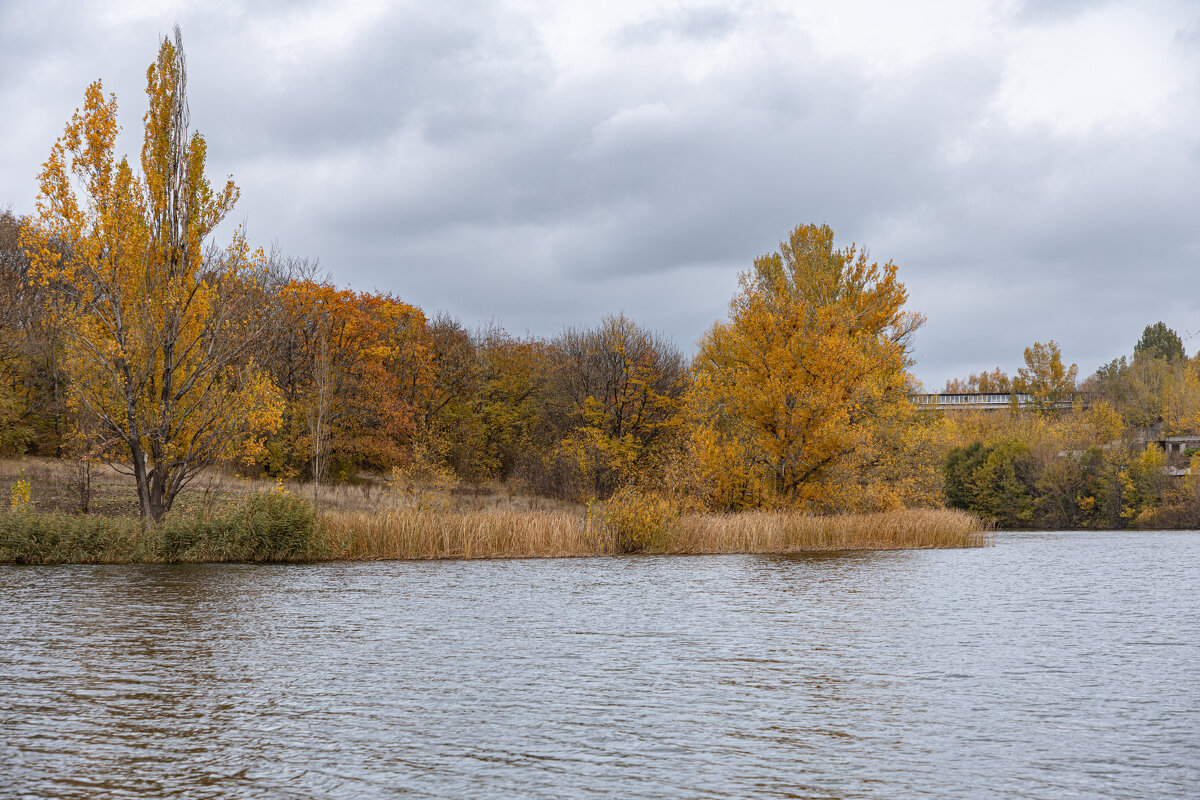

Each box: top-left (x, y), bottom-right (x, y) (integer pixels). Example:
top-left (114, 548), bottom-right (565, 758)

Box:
top-left (2, 530), bottom-right (1198, 798)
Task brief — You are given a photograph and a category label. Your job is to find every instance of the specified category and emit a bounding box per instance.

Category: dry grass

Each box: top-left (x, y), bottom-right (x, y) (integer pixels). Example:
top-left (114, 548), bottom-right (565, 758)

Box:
top-left (0, 456), bottom-right (578, 517)
top-left (1, 457), bottom-right (989, 562)
top-left (656, 508), bottom-right (991, 554)
top-left (320, 506), bottom-right (989, 560)
top-left (322, 508), bottom-right (603, 560)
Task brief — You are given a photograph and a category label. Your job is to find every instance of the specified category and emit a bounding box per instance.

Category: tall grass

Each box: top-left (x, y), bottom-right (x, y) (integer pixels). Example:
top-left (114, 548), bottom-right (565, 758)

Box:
top-left (322, 508), bottom-right (602, 560)
top-left (0, 512), bottom-right (152, 564)
top-left (1, 493), bottom-right (988, 564)
top-left (320, 506), bottom-right (988, 560)
top-left (0, 491), bottom-right (320, 564)
top-left (656, 508), bottom-right (990, 554)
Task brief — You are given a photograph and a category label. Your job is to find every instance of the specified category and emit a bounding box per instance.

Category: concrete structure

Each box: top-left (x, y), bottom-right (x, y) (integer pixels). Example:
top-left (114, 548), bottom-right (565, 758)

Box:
top-left (1155, 435), bottom-right (1200, 466)
top-left (908, 392), bottom-right (1084, 411)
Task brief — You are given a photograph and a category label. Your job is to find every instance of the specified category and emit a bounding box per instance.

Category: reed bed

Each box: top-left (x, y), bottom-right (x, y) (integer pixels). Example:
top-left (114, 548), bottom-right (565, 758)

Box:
top-left (322, 508), bottom-right (601, 560)
top-left (0, 492), bottom-right (322, 564)
top-left (654, 508), bottom-right (990, 555)
top-left (1, 488), bottom-right (988, 564)
top-left (320, 506), bottom-right (988, 560)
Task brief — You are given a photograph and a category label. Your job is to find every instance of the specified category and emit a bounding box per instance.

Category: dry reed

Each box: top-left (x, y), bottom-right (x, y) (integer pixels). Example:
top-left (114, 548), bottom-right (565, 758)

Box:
top-left (319, 506), bottom-right (989, 560)
top-left (655, 508), bottom-right (990, 554)
top-left (322, 508), bottom-right (603, 560)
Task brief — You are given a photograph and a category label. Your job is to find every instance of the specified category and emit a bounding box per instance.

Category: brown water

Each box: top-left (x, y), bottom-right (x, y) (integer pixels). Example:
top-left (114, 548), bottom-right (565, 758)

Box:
top-left (2, 531), bottom-right (1198, 798)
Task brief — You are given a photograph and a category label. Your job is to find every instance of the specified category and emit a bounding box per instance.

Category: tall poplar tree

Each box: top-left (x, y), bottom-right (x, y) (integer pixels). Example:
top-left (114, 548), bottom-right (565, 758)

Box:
top-left (22, 28), bottom-right (282, 521)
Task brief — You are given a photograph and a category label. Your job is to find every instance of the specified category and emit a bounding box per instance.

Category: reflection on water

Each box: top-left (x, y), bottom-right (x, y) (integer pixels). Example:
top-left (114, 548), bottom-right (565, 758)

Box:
top-left (2, 532), bottom-right (1199, 799)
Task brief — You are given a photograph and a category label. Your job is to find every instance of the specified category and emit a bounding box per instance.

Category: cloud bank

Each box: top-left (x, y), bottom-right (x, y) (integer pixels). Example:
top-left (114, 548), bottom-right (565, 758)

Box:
top-left (2, 0), bottom-right (1198, 387)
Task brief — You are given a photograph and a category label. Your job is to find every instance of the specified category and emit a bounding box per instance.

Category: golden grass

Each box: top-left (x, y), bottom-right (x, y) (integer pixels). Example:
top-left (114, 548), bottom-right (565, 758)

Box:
top-left (320, 506), bottom-right (989, 560)
top-left (655, 508), bottom-right (991, 554)
top-left (322, 508), bottom-right (602, 560)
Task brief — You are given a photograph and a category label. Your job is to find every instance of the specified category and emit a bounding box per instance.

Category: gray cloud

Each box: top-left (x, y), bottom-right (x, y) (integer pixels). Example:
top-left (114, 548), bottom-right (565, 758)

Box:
top-left (2, 0), bottom-right (1198, 388)
top-left (1015, 0), bottom-right (1115, 23)
top-left (616, 6), bottom-right (742, 46)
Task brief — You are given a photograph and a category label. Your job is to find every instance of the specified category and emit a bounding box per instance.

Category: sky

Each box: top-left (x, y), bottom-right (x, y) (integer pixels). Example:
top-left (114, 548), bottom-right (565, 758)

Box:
top-left (2, 0), bottom-right (1198, 389)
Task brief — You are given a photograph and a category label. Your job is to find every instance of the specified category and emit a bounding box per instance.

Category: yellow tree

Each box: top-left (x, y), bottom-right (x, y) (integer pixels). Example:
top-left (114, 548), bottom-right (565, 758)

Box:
top-left (1015, 341), bottom-right (1077, 414)
top-left (21, 28), bottom-right (281, 521)
top-left (692, 223), bottom-right (923, 509)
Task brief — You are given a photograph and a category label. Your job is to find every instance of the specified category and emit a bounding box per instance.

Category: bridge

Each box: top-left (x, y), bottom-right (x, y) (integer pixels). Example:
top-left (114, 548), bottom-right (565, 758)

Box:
top-left (909, 392), bottom-right (1085, 411)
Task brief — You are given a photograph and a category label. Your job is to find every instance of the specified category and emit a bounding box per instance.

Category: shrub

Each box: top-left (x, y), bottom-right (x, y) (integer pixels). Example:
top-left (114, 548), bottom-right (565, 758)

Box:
top-left (604, 487), bottom-right (680, 553)
top-left (0, 511), bottom-right (146, 564)
top-left (971, 439), bottom-right (1037, 527)
top-left (942, 442), bottom-right (991, 511)
top-left (160, 491), bottom-right (320, 561)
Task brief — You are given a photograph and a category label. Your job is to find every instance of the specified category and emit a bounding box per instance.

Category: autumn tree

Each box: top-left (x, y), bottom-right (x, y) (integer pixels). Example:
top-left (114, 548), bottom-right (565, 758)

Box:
top-left (477, 329), bottom-right (556, 482)
top-left (1084, 322), bottom-right (1200, 432)
top-left (550, 314), bottom-right (688, 499)
top-left (0, 210), bottom-right (36, 453)
top-left (0, 209), bottom-right (76, 455)
top-left (1134, 322), bottom-right (1185, 363)
top-left (1015, 341), bottom-right (1077, 414)
top-left (21, 29), bottom-right (281, 521)
top-left (272, 281), bottom-right (362, 481)
top-left (402, 313), bottom-right (479, 477)
top-left (692, 223), bottom-right (923, 509)
top-left (430, 323), bottom-right (557, 485)
top-left (268, 281), bottom-right (426, 481)
top-left (943, 367), bottom-right (1011, 394)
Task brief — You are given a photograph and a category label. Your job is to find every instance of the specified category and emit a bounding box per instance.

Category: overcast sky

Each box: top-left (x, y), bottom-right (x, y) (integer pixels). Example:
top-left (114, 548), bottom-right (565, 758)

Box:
top-left (3, 0), bottom-right (1198, 388)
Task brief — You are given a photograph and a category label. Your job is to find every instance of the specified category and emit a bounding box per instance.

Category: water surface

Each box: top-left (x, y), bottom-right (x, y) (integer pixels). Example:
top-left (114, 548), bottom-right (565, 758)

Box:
top-left (2, 531), bottom-right (1198, 798)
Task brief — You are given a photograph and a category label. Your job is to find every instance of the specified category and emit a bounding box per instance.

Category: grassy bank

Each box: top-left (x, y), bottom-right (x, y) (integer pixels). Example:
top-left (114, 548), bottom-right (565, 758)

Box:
top-left (0, 503), bottom-right (987, 565)
top-left (0, 492), bottom-right (323, 565)
top-left (0, 456), bottom-right (989, 564)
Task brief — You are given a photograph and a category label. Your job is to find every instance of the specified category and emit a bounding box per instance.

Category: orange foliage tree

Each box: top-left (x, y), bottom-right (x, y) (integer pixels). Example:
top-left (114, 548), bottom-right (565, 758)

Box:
top-left (272, 280), bottom-right (427, 481)
top-left (692, 223), bottom-right (924, 510)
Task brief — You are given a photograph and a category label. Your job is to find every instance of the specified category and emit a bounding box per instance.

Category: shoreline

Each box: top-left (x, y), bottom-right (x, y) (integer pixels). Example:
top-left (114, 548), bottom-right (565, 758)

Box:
top-left (1, 506), bottom-right (989, 565)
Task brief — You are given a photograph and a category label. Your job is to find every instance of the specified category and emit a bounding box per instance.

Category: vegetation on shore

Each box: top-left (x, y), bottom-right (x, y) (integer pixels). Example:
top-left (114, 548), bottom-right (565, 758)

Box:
top-left (1, 491), bottom-right (320, 565)
top-left (936, 324), bottom-right (1200, 530)
top-left (323, 497), bottom-right (987, 561)
top-left (0, 460), bottom-right (986, 563)
top-left (1, 491), bottom-right (986, 566)
top-left (1, 29), bottom-right (1193, 566)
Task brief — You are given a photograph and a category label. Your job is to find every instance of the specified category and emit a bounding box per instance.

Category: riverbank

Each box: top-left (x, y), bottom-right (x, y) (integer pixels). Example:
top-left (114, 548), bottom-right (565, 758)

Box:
top-left (0, 498), bottom-right (988, 564)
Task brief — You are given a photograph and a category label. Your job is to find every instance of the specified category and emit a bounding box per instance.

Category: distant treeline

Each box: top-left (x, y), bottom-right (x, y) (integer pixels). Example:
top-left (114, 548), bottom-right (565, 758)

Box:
top-left (1, 192), bottom-right (935, 521)
top-left (934, 322), bottom-right (1200, 529)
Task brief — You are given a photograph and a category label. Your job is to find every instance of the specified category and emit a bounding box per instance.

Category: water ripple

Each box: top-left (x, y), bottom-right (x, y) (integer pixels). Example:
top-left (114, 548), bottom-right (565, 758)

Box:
top-left (2, 531), bottom-right (1199, 798)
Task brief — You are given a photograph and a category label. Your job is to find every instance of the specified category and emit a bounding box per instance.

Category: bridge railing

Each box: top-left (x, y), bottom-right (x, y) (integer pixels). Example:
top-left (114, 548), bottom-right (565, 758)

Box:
top-left (909, 392), bottom-right (1086, 410)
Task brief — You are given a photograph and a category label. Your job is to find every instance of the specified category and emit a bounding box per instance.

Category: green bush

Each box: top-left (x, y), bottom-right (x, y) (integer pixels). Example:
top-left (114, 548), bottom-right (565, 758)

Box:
top-left (0, 511), bottom-right (146, 564)
top-left (161, 491), bottom-right (320, 561)
top-left (971, 439), bottom-right (1037, 528)
top-left (942, 442), bottom-right (992, 511)
top-left (0, 491), bottom-right (322, 564)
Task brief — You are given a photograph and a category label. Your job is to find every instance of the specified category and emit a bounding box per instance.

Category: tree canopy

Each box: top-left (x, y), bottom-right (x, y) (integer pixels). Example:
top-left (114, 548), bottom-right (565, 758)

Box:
top-left (1134, 322), bottom-right (1185, 363)
top-left (692, 223), bottom-right (924, 510)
